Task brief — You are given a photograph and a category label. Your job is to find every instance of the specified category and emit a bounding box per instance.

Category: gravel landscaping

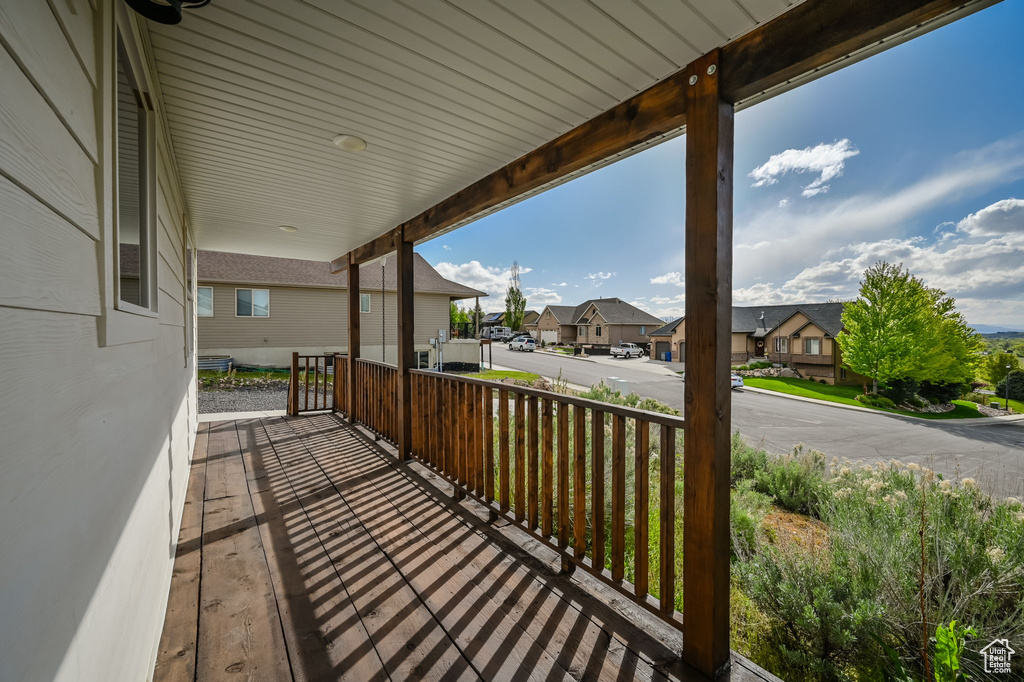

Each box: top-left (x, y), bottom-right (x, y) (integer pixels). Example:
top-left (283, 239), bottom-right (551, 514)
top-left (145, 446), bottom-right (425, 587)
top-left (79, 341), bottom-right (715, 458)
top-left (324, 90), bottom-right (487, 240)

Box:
top-left (198, 384), bottom-right (290, 414)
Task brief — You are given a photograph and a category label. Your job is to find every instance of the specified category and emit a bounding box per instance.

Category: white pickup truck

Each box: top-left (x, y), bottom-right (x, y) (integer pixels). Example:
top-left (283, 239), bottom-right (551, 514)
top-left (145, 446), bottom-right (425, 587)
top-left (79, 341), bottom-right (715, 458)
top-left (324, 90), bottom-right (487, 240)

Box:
top-left (610, 343), bottom-right (644, 359)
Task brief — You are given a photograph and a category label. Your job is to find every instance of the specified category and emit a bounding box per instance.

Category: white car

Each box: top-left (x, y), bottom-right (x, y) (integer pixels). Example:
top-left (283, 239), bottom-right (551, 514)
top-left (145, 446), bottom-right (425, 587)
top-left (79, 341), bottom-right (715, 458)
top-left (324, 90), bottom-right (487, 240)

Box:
top-left (508, 336), bottom-right (536, 352)
top-left (731, 374), bottom-right (744, 389)
top-left (610, 343), bottom-right (644, 359)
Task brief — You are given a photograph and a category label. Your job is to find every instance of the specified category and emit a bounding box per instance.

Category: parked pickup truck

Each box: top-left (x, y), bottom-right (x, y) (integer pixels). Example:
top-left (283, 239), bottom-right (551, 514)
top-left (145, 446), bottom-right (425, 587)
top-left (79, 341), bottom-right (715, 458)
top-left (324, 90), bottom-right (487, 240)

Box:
top-left (610, 343), bottom-right (644, 359)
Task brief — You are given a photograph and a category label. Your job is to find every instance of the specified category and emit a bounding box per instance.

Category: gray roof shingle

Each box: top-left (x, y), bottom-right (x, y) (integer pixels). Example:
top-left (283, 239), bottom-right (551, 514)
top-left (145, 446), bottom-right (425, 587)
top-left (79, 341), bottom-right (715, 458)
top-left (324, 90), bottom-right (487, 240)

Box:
top-left (197, 250), bottom-right (487, 300)
top-left (649, 317), bottom-right (683, 336)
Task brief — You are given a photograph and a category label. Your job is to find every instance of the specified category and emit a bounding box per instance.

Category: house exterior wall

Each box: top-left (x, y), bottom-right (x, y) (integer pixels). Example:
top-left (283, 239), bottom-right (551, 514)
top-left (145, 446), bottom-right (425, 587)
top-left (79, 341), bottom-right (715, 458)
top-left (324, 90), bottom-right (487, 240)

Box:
top-left (197, 285), bottom-right (451, 366)
top-left (1, 4), bottom-right (197, 681)
top-left (535, 308), bottom-right (573, 343)
top-left (608, 323), bottom-right (656, 346)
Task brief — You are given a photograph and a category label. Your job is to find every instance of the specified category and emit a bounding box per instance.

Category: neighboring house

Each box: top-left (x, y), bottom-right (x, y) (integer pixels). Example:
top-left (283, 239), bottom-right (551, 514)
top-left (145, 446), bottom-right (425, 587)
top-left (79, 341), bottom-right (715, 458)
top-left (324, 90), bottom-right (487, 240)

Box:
top-left (197, 250), bottom-right (485, 367)
top-left (649, 317), bottom-right (685, 362)
top-left (480, 311), bottom-right (505, 330)
top-left (666, 302), bottom-right (867, 384)
top-left (520, 309), bottom-right (540, 332)
top-left (536, 299), bottom-right (663, 346)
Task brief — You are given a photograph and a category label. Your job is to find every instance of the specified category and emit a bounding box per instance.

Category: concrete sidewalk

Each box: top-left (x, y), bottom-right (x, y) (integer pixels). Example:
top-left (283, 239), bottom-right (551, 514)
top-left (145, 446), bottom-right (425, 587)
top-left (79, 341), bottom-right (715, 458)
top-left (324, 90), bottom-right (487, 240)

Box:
top-left (535, 349), bottom-right (682, 377)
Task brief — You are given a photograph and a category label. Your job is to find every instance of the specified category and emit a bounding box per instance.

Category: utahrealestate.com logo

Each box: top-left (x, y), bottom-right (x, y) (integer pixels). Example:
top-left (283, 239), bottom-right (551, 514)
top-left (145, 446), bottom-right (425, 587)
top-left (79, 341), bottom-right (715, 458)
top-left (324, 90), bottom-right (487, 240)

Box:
top-left (981, 639), bottom-right (1016, 674)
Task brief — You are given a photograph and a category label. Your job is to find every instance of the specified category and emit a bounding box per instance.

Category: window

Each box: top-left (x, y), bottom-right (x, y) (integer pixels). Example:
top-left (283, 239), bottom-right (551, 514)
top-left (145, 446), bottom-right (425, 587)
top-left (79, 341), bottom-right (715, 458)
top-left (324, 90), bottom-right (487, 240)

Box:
top-left (115, 31), bottom-right (156, 312)
top-left (804, 337), bottom-right (821, 355)
top-left (639, 326), bottom-right (646, 335)
top-left (775, 336), bottom-right (789, 353)
top-left (595, 326), bottom-right (602, 336)
top-left (416, 350), bottom-right (431, 369)
top-left (578, 326), bottom-right (586, 336)
top-left (360, 293), bottom-right (371, 313)
top-left (197, 286), bottom-right (213, 317)
top-left (840, 367), bottom-right (847, 380)
top-left (236, 288), bottom-right (270, 317)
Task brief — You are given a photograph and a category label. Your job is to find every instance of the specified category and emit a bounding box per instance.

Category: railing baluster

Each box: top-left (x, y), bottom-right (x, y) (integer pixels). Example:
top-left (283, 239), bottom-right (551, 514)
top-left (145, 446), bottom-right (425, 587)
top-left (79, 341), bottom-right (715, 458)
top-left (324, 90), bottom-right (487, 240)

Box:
top-left (611, 413), bottom-right (626, 582)
top-left (557, 402), bottom-right (569, 550)
top-left (573, 405), bottom-right (587, 562)
top-left (660, 425), bottom-right (676, 615)
top-left (499, 389), bottom-right (510, 513)
top-left (592, 411), bottom-right (605, 572)
top-left (514, 393), bottom-right (526, 522)
top-left (304, 356), bottom-right (310, 412)
top-left (527, 396), bottom-right (539, 530)
top-left (484, 385), bottom-right (494, 502)
top-left (541, 398), bottom-right (554, 537)
top-left (459, 382), bottom-right (469, 485)
top-left (635, 419), bottom-right (650, 598)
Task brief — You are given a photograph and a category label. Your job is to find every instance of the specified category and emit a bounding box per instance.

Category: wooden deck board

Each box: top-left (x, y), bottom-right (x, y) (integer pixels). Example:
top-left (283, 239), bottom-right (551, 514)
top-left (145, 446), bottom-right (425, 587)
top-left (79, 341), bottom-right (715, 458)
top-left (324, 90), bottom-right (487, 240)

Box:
top-left (154, 415), bottom-right (781, 682)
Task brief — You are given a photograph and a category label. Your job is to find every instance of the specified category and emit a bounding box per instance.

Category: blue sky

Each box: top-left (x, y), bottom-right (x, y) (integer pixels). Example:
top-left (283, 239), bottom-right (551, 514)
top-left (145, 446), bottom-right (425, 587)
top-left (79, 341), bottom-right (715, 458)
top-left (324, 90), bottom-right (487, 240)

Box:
top-left (420, 2), bottom-right (1024, 329)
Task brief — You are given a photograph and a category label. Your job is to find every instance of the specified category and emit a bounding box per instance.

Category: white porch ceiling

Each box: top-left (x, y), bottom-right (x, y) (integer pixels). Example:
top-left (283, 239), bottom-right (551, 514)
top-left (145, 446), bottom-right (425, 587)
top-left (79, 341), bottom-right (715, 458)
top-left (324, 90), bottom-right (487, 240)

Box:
top-left (148, 0), bottom-right (802, 260)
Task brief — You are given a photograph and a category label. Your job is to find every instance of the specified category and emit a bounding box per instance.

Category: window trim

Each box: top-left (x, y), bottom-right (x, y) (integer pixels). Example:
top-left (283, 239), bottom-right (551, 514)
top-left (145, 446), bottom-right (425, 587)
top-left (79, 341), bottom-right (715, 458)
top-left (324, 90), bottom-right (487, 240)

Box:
top-left (804, 337), bottom-right (822, 355)
top-left (197, 286), bottom-right (214, 317)
top-left (114, 25), bottom-right (158, 317)
top-left (360, 293), bottom-right (371, 313)
top-left (595, 325), bottom-right (602, 337)
top-left (235, 288), bottom-right (271, 318)
top-left (775, 336), bottom-right (789, 353)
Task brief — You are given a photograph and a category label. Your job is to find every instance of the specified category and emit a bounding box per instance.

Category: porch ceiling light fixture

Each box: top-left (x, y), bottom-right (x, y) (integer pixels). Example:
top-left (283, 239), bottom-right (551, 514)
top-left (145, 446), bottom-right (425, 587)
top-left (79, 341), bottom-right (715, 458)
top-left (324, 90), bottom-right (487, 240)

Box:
top-left (333, 134), bottom-right (367, 152)
top-left (278, 225), bottom-right (299, 233)
top-left (125, 0), bottom-right (211, 25)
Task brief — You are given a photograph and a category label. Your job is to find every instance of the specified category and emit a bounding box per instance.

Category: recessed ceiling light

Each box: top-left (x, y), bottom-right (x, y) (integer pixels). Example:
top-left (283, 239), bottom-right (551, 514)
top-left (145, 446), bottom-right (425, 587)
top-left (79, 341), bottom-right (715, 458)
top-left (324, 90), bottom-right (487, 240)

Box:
top-left (279, 225), bottom-right (298, 232)
top-left (332, 134), bottom-right (367, 152)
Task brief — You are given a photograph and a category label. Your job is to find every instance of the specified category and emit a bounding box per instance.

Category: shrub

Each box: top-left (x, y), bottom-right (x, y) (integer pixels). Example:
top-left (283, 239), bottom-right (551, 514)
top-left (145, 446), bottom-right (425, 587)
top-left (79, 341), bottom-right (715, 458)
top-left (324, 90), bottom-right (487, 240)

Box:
top-left (963, 392), bottom-right (989, 406)
top-left (994, 370), bottom-right (1024, 401)
top-left (819, 379), bottom-right (828, 384)
top-left (735, 364), bottom-right (749, 371)
top-left (919, 381), bottom-right (964, 404)
top-left (880, 378), bottom-right (919, 405)
top-left (855, 393), bottom-right (897, 409)
top-left (903, 395), bottom-right (926, 409)
top-left (731, 431), bottom-right (768, 484)
top-left (730, 480), bottom-right (772, 559)
top-left (754, 445), bottom-right (827, 516)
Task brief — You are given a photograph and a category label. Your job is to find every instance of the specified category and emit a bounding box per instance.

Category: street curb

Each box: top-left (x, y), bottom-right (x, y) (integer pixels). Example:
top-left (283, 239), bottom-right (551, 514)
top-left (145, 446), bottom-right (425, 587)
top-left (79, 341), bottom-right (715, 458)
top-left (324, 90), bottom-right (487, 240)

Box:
top-left (739, 386), bottom-right (1024, 427)
top-left (535, 349), bottom-right (597, 363)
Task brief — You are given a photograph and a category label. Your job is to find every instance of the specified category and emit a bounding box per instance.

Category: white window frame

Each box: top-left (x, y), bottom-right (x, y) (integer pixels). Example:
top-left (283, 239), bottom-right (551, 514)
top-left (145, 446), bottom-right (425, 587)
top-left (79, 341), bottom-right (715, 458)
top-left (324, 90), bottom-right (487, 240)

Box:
top-left (775, 336), bottom-right (789, 353)
top-left (360, 293), bottom-right (371, 313)
top-left (197, 286), bottom-right (214, 317)
top-left (235, 288), bottom-right (271, 318)
top-left (415, 350), bottom-right (431, 369)
top-left (639, 326), bottom-right (646, 335)
top-left (578, 326), bottom-right (586, 336)
top-left (113, 23), bottom-right (157, 317)
top-left (804, 337), bottom-right (821, 355)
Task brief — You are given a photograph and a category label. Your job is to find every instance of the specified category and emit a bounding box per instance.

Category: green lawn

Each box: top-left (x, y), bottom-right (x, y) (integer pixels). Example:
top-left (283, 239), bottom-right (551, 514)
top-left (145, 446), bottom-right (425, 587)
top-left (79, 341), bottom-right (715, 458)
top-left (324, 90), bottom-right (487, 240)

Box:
top-left (989, 395), bottom-right (1024, 413)
top-left (465, 369), bottom-right (540, 383)
top-left (743, 377), bottom-right (985, 420)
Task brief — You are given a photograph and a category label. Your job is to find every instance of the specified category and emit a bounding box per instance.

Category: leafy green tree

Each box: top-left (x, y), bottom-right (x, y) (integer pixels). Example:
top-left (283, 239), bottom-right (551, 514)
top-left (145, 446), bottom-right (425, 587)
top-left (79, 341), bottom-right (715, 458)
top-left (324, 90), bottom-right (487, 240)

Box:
top-left (839, 262), bottom-right (933, 393)
top-left (995, 370), bottom-right (1024, 402)
top-left (505, 261), bottom-right (526, 331)
top-left (913, 288), bottom-right (984, 386)
top-left (450, 301), bottom-right (469, 325)
top-left (982, 352), bottom-right (1020, 385)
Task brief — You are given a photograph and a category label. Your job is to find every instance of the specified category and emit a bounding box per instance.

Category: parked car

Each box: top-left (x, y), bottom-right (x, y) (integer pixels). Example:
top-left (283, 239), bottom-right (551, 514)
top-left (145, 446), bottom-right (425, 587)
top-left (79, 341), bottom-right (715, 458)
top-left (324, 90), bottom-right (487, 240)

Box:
top-left (610, 342), bottom-right (644, 359)
top-left (731, 374), bottom-right (744, 389)
top-left (508, 336), bottom-right (536, 352)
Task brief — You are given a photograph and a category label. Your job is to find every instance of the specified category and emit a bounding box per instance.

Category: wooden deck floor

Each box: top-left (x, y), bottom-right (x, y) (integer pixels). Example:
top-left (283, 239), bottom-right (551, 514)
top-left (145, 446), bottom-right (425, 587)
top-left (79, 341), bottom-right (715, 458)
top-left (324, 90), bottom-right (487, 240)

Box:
top-left (153, 414), bottom-right (777, 681)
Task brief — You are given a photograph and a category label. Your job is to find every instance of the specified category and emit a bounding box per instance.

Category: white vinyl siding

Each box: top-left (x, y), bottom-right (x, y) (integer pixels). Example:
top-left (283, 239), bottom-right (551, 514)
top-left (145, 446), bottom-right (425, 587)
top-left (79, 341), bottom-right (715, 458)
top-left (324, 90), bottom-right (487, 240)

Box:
top-left (197, 286), bottom-right (213, 317)
top-left (0, 4), bottom-right (197, 681)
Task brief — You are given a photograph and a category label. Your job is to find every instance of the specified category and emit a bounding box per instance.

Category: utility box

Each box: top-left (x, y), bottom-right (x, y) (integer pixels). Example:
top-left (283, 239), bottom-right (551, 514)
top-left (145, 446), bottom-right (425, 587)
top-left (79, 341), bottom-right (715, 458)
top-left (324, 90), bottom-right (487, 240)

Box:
top-left (606, 377), bottom-right (629, 394)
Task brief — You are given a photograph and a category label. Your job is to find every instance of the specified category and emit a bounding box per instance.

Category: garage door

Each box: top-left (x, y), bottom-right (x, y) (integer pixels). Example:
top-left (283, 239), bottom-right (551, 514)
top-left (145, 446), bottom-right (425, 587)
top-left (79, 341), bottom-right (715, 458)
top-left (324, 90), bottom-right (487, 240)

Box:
top-left (655, 341), bottom-right (670, 358)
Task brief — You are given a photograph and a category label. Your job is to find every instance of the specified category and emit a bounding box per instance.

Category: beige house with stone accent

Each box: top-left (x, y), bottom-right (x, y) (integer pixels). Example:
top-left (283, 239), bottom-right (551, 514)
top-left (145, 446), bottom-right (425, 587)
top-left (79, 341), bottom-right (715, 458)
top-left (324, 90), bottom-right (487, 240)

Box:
top-left (197, 250), bottom-right (484, 367)
top-left (651, 303), bottom-right (869, 385)
top-left (535, 298), bottom-right (663, 346)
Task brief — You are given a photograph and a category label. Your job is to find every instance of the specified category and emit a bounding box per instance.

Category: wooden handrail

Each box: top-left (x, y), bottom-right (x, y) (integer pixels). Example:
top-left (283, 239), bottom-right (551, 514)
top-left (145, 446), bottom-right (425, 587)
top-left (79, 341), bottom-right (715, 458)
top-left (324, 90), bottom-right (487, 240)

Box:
top-left (288, 353), bottom-right (343, 416)
top-left (404, 369), bottom-right (684, 631)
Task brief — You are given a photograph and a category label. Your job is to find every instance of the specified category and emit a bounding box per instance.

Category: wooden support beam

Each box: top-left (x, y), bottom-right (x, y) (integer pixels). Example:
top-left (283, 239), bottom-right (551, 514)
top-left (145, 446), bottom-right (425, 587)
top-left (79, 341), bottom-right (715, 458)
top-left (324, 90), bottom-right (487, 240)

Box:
top-left (682, 49), bottom-right (733, 678)
top-left (346, 254), bottom-right (359, 424)
top-left (331, 0), bottom-right (991, 272)
top-left (396, 234), bottom-right (414, 460)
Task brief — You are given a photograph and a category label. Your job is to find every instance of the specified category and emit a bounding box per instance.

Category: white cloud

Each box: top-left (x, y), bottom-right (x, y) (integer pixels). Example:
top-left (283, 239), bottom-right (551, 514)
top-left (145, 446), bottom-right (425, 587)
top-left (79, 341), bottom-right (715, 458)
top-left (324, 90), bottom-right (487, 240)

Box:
top-left (750, 139), bottom-right (860, 198)
top-left (778, 198), bottom-right (790, 208)
top-left (730, 197), bottom-right (1024, 324)
top-left (442, 245), bottom-right (451, 251)
top-left (524, 287), bottom-right (562, 306)
top-left (433, 260), bottom-right (532, 311)
top-left (585, 271), bottom-right (615, 287)
top-left (650, 271), bottom-right (685, 287)
top-left (552, 282), bottom-right (568, 287)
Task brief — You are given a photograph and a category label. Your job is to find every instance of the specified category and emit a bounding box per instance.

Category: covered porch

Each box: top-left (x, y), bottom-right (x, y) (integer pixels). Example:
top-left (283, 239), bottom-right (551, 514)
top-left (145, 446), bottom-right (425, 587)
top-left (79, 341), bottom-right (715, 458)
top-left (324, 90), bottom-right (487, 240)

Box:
top-left (154, 414), bottom-right (775, 681)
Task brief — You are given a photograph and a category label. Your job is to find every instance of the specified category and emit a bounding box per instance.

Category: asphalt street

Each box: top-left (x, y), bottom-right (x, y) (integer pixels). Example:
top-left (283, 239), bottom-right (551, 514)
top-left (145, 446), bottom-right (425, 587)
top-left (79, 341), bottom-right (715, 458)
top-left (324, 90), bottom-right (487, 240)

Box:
top-left (489, 345), bottom-right (1024, 495)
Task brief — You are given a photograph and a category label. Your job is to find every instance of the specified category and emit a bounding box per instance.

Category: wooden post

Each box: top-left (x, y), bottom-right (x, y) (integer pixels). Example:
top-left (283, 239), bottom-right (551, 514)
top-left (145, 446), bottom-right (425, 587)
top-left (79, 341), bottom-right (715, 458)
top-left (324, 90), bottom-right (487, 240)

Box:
top-left (347, 254), bottom-right (360, 424)
top-left (683, 48), bottom-right (733, 678)
top-left (288, 351), bottom-right (299, 416)
top-left (396, 233), bottom-right (414, 461)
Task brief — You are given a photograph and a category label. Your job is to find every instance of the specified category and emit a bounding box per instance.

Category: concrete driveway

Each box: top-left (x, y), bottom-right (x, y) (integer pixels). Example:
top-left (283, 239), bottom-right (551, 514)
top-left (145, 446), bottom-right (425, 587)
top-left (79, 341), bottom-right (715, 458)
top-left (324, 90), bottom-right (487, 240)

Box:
top-left (492, 345), bottom-right (1024, 496)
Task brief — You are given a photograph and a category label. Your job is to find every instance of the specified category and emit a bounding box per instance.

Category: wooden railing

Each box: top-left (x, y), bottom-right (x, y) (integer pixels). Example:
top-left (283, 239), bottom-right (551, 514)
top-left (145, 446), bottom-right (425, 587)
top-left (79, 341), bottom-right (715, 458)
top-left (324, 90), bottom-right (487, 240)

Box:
top-left (288, 353), bottom-right (346, 415)
top-left (352, 359), bottom-right (399, 441)
top-left (407, 369), bottom-right (685, 629)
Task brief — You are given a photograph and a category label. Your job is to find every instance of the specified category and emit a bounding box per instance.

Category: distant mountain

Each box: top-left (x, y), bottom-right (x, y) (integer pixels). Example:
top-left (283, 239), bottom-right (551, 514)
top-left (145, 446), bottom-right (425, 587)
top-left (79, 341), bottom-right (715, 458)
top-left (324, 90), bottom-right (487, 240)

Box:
top-left (659, 316), bottom-right (677, 322)
top-left (971, 324), bottom-right (1024, 335)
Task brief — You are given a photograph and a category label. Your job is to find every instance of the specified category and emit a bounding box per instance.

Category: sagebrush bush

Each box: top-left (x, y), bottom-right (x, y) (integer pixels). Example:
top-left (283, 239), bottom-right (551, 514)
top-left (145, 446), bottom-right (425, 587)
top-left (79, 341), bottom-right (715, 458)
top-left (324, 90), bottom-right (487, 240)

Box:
top-left (754, 445), bottom-right (827, 516)
top-left (963, 391), bottom-right (989, 406)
